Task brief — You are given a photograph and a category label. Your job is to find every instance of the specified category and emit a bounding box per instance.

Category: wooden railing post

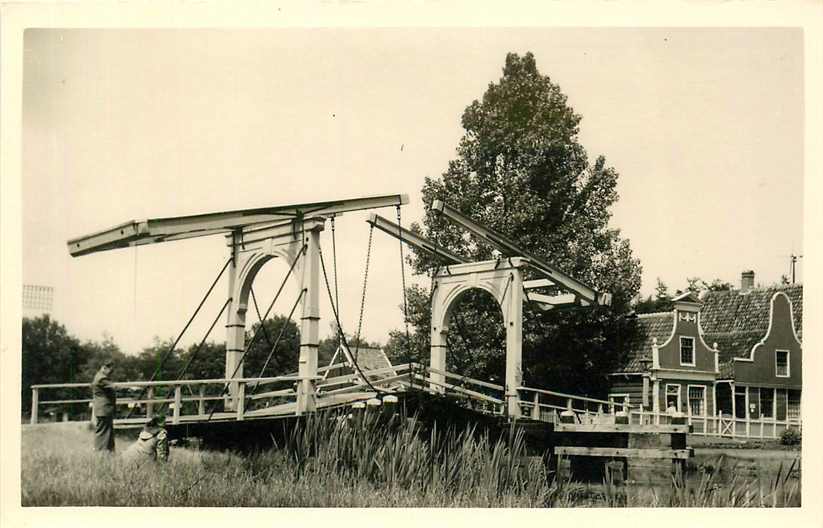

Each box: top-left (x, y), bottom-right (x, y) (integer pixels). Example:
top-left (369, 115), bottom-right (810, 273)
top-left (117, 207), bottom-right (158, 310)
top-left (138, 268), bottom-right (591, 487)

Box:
top-left (198, 384), bottom-right (206, 417)
top-left (173, 385), bottom-right (182, 424)
top-left (146, 387), bottom-right (154, 420)
top-left (30, 388), bottom-right (39, 425)
top-left (531, 392), bottom-right (540, 420)
top-left (237, 382), bottom-right (245, 420)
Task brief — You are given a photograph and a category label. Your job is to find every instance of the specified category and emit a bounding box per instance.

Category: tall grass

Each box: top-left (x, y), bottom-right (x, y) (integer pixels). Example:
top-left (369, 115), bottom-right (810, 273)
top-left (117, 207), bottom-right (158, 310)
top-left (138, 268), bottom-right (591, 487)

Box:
top-left (280, 411), bottom-right (550, 506)
top-left (21, 417), bottom-right (800, 507)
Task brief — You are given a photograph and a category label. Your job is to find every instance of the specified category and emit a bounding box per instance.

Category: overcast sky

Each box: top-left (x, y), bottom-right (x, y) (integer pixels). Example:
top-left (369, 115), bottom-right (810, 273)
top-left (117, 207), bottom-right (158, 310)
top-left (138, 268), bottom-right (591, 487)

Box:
top-left (22, 28), bottom-right (803, 354)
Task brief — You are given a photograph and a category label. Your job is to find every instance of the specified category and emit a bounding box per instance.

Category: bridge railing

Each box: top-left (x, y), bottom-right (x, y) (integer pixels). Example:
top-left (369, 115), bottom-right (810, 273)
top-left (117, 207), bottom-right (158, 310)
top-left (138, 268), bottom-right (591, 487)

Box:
top-left (517, 386), bottom-right (643, 424)
top-left (29, 375), bottom-right (314, 426)
top-left (398, 363), bottom-right (506, 416)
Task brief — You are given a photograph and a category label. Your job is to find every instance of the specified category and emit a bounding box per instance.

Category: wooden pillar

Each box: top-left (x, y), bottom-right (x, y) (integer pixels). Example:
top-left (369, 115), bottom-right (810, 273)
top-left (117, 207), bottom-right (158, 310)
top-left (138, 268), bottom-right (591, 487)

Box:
top-left (198, 384), bottom-right (206, 416)
top-left (237, 382), bottom-right (246, 420)
top-left (531, 392), bottom-right (540, 420)
top-left (429, 279), bottom-right (446, 394)
top-left (173, 385), bottom-right (182, 424)
top-left (30, 388), bottom-right (39, 425)
top-left (146, 386), bottom-right (154, 420)
top-left (504, 269), bottom-right (524, 419)
top-left (642, 376), bottom-right (649, 409)
top-left (745, 386), bottom-right (750, 438)
top-left (296, 226), bottom-right (321, 415)
top-left (225, 231), bottom-right (245, 410)
top-left (652, 378), bottom-right (660, 425)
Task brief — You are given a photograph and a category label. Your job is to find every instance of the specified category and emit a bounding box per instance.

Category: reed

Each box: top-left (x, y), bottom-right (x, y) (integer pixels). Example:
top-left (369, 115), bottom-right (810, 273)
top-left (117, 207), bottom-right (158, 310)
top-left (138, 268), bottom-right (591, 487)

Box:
top-left (20, 419), bottom-right (800, 507)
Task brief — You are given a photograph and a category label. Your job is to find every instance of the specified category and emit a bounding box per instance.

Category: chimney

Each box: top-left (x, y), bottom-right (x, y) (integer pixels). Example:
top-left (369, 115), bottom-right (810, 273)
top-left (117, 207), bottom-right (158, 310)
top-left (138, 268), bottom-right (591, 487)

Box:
top-left (741, 270), bottom-right (755, 292)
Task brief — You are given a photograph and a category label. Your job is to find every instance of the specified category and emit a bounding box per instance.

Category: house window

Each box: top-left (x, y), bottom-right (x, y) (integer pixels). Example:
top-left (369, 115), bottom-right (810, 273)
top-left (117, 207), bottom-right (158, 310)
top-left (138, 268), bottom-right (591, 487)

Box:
top-left (609, 394), bottom-right (630, 411)
top-left (688, 385), bottom-right (706, 417)
top-left (665, 384), bottom-right (681, 412)
top-left (680, 337), bottom-right (695, 366)
top-left (760, 388), bottom-right (774, 418)
top-left (775, 350), bottom-right (790, 377)
top-left (734, 385), bottom-right (746, 419)
top-left (788, 390), bottom-right (801, 421)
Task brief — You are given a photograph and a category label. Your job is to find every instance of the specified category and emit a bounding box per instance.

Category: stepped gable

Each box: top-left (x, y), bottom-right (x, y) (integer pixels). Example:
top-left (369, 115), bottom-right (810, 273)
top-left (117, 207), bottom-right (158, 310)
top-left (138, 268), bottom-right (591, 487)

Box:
top-left (615, 311), bottom-right (674, 373)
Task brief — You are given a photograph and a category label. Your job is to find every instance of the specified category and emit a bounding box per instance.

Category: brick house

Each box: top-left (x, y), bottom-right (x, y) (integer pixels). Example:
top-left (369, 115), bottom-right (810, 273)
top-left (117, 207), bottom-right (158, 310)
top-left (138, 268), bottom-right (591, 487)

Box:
top-left (610, 271), bottom-right (802, 437)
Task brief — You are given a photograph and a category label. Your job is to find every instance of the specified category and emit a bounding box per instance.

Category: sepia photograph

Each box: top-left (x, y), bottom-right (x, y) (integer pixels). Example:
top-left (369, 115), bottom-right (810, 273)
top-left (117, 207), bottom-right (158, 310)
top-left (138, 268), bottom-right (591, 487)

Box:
top-left (2, 2), bottom-right (821, 523)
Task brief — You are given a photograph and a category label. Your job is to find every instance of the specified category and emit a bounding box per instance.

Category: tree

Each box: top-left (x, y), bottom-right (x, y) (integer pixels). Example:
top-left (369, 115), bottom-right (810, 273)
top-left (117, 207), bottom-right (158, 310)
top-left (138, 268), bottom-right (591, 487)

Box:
top-left (242, 315), bottom-right (301, 378)
top-left (397, 52), bottom-right (642, 395)
top-left (22, 315), bottom-right (87, 414)
top-left (633, 278), bottom-right (673, 313)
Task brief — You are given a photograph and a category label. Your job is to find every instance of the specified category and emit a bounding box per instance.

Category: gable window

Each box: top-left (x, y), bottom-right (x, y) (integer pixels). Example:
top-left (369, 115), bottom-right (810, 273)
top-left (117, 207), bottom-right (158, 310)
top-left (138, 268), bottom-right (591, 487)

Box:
top-left (775, 350), bottom-right (790, 377)
top-left (680, 336), bottom-right (695, 366)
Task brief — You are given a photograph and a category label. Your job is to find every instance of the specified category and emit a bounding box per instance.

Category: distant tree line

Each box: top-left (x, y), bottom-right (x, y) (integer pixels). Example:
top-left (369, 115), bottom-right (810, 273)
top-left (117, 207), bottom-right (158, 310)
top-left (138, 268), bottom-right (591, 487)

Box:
top-left (21, 315), bottom-right (377, 417)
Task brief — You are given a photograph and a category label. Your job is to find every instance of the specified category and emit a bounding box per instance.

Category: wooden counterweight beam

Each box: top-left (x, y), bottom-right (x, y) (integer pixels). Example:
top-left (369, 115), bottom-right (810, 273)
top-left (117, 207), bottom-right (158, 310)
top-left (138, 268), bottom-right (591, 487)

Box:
top-left (430, 199), bottom-right (611, 307)
top-left (68, 193), bottom-right (409, 257)
top-left (366, 213), bottom-right (467, 265)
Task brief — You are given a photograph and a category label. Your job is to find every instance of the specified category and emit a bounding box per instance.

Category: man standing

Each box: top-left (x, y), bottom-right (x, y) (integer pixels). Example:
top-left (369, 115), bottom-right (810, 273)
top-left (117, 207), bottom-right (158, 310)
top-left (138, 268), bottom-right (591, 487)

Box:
top-left (91, 359), bottom-right (117, 452)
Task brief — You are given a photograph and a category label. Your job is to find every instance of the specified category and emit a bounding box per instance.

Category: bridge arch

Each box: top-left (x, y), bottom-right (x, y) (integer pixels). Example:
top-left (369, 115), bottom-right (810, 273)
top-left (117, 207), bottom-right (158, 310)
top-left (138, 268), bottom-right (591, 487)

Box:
top-left (429, 259), bottom-right (525, 416)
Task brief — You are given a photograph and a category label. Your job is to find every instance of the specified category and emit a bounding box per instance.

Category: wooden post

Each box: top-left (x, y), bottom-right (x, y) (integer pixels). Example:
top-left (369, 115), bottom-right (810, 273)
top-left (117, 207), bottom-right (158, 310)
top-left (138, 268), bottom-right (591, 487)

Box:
top-left (237, 382), bottom-right (245, 420)
top-left (503, 267), bottom-right (524, 419)
top-left (429, 280), bottom-right (447, 395)
top-left (198, 384), bottom-right (206, 417)
top-left (146, 386), bottom-right (154, 420)
top-left (173, 385), bottom-right (182, 424)
top-left (225, 232), bottom-right (245, 410)
top-left (772, 390), bottom-right (777, 439)
top-left (745, 386), bottom-right (750, 438)
top-left (687, 396), bottom-right (692, 426)
top-left (297, 226), bottom-right (322, 415)
top-left (531, 392), bottom-right (540, 420)
top-left (30, 388), bottom-right (39, 425)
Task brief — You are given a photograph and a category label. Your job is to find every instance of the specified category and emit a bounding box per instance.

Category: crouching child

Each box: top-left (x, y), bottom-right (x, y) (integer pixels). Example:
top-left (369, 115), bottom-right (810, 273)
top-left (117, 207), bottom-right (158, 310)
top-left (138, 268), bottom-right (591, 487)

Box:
top-left (122, 416), bottom-right (169, 464)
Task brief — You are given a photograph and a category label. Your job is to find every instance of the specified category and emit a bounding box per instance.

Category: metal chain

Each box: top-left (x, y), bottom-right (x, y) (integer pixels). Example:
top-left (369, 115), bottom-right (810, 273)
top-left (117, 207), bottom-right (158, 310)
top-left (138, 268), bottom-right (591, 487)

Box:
top-left (353, 224), bottom-right (374, 362)
top-left (318, 245), bottom-right (382, 394)
top-left (396, 206), bottom-right (412, 356)
top-left (330, 215), bottom-right (340, 334)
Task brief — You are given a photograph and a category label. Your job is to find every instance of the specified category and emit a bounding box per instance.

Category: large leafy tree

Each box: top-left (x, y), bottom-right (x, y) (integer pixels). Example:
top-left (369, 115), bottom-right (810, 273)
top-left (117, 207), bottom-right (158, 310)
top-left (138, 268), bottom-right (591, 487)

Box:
top-left (390, 52), bottom-right (642, 395)
top-left (22, 315), bottom-right (88, 414)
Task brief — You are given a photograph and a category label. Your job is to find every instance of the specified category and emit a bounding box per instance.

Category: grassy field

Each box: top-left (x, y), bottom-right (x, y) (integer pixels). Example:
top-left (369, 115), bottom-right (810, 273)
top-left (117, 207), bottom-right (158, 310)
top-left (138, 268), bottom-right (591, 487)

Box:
top-left (21, 415), bottom-right (801, 507)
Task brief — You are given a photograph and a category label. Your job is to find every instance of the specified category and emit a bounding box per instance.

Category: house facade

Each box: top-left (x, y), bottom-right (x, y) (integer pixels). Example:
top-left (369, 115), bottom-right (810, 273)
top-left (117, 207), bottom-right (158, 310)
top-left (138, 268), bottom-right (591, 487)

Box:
top-left (701, 274), bottom-right (802, 436)
top-left (610, 271), bottom-right (802, 437)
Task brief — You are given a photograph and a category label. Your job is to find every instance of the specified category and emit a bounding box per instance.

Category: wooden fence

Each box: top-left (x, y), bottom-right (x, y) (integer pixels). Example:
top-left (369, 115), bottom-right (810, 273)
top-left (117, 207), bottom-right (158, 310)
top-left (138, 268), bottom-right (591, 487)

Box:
top-left (28, 363), bottom-right (801, 439)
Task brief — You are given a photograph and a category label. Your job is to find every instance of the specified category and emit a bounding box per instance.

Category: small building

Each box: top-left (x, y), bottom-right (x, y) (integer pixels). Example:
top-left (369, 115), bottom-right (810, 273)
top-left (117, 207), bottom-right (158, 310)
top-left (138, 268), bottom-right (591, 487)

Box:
top-left (323, 346), bottom-right (398, 383)
top-left (701, 272), bottom-right (802, 437)
top-left (610, 271), bottom-right (803, 437)
top-left (609, 291), bottom-right (720, 431)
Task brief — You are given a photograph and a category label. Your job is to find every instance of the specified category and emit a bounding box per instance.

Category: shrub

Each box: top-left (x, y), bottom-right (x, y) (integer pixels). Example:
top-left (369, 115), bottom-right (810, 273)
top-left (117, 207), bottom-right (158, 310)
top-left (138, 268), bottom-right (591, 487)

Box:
top-left (780, 428), bottom-right (801, 446)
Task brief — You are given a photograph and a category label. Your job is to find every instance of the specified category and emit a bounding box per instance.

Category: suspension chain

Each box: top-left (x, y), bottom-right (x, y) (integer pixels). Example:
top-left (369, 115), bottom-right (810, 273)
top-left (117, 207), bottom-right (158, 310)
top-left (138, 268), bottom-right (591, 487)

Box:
top-left (330, 215), bottom-right (340, 335)
top-left (396, 206), bottom-right (412, 348)
top-left (353, 223), bottom-right (374, 362)
top-left (318, 245), bottom-right (382, 394)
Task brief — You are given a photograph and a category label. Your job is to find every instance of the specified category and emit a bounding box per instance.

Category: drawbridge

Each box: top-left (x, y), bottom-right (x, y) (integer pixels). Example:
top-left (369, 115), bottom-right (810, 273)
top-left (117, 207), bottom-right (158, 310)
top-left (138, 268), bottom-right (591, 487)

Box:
top-left (33, 192), bottom-right (622, 429)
